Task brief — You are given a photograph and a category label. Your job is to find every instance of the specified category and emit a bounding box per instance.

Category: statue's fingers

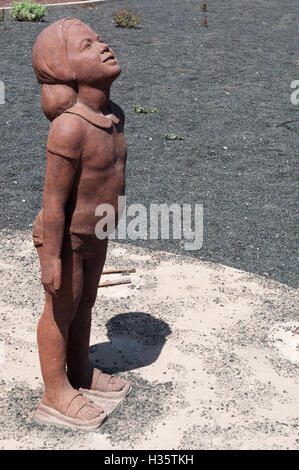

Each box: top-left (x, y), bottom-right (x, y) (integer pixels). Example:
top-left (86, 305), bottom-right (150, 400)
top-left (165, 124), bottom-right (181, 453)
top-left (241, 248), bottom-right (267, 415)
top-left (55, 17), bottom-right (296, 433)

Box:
top-left (53, 276), bottom-right (61, 291)
top-left (43, 281), bottom-right (57, 297)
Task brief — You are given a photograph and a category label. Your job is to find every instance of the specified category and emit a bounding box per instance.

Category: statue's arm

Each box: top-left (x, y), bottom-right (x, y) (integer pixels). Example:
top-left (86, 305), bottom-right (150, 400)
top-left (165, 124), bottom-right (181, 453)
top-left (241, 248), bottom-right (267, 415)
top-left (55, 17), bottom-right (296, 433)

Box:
top-left (41, 114), bottom-right (83, 295)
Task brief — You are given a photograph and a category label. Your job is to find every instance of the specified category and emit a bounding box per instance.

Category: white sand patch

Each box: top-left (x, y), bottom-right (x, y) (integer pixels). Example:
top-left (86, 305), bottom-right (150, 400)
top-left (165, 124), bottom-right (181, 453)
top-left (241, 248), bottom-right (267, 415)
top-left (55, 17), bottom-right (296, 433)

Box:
top-left (268, 322), bottom-right (299, 365)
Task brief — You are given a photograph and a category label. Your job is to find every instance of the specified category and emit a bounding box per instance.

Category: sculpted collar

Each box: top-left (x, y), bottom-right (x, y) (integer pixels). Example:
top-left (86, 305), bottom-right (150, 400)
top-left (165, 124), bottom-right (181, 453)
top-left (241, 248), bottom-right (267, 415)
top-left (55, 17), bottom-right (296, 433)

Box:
top-left (64, 101), bottom-right (120, 129)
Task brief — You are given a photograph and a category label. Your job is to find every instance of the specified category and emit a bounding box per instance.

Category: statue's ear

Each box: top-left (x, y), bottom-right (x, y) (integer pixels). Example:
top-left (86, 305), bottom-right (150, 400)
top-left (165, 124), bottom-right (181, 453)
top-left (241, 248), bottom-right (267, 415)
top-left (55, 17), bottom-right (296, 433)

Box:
top-left (41, 84), bottom-right (76, 121)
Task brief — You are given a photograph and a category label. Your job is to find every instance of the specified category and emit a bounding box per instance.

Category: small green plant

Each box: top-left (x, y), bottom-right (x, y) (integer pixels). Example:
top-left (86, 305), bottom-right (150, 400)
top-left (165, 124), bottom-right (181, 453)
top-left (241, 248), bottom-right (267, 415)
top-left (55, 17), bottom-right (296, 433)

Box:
top-left (10, 0), bottom-right (47, 22)
top-left (0, 9), bottom-right (5, 21)
top-left (165, 134), bottom-right (185, 141)
top-left (133, 105), bottom-right (159, 114)
top-left (113, 8), bottom-right (143, 29)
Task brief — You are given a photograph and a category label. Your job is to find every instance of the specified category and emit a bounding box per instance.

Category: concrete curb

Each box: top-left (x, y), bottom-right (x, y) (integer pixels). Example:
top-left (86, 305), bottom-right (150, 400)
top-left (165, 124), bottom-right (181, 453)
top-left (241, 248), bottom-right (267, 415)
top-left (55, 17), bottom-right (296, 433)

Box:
top-left (1, 0), bottom-right (107, 10)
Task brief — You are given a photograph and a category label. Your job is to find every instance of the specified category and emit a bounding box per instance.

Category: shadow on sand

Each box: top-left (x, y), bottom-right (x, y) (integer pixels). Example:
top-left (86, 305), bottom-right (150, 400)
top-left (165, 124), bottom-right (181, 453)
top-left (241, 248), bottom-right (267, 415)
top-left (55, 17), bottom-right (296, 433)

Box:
top-left (89, 312), bottom-right (172, 374)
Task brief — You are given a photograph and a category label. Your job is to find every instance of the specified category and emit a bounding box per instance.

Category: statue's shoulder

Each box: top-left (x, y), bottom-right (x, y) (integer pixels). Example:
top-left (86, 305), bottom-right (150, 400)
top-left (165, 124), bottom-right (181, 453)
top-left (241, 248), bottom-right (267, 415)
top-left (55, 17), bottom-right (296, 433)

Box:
top-left (51, 110), bottom-right (86, 134)
top-left (47, 112), bottom-right (85, 159)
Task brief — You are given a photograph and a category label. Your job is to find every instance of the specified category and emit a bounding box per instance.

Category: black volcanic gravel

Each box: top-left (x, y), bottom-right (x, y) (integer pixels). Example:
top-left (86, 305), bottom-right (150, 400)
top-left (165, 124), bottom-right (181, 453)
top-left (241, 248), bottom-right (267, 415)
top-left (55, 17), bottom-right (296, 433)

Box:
top-left (0, 0), bottom-right (297, 287)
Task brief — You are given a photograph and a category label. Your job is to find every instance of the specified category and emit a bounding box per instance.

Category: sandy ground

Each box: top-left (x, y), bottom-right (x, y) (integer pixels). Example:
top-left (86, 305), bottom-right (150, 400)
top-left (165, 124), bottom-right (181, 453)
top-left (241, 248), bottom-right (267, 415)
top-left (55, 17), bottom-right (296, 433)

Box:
top-left (0, 229), bottom-right (298, 450)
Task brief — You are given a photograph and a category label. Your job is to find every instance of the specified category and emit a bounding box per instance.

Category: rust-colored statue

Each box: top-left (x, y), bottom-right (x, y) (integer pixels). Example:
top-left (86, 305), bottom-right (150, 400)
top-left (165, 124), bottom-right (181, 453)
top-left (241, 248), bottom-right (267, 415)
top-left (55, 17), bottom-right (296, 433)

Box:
top-left (31, 18), bottom-right (130, 431)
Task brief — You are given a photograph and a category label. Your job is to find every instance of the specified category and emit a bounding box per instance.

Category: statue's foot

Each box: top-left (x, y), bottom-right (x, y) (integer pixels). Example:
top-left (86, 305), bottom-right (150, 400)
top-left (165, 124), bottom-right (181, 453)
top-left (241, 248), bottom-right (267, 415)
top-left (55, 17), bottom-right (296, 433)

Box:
top-left (80, 368), bottom-right (131, 400)
top-left (33, 389), bottom-right (106, 432)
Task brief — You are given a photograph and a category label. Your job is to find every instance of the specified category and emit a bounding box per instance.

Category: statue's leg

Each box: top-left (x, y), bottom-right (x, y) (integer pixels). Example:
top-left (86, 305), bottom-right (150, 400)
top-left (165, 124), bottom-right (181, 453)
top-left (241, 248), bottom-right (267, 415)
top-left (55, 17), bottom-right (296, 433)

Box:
top-left (66, 238), bottom-right (108, 389)
top-left (36, 240), bottom-right (104, 421)
top-left (66, 238), bottom-right (128, 394)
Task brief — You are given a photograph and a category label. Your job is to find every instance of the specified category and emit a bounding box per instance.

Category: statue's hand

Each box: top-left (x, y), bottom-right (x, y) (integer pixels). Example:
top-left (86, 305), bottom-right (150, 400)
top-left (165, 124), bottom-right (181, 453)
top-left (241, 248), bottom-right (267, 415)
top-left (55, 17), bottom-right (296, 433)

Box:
top-left (41, 257), bottom-right (62, 296)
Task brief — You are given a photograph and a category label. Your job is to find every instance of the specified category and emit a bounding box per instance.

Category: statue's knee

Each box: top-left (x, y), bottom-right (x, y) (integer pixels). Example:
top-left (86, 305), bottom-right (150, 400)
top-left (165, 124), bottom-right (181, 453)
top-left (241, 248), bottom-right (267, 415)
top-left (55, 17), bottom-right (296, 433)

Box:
top-left (53, 305), bottom-right (76, 326)
top-left (53, 295), bottom-right (81, 324)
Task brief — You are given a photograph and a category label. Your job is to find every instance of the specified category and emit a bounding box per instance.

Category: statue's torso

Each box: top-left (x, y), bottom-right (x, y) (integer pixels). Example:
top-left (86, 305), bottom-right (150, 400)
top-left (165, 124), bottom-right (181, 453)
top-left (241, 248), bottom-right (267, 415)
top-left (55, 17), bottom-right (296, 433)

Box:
top-left (65, 116), bottom-right (127, 235)
top-left (46, 101), bottom-right (127, 236)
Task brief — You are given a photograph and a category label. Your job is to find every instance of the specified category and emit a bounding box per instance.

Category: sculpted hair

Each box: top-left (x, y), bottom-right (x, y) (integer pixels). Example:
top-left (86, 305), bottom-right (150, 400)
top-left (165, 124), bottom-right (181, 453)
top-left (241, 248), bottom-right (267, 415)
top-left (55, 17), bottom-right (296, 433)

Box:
top-left (32, 18), bottom-right (82, 121)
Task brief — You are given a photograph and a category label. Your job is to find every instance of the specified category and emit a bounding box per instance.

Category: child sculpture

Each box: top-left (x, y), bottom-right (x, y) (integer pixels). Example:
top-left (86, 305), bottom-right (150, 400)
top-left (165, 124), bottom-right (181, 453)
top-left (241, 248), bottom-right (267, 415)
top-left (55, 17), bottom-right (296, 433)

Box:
top-left (31, 18), bottom-right (130, 431)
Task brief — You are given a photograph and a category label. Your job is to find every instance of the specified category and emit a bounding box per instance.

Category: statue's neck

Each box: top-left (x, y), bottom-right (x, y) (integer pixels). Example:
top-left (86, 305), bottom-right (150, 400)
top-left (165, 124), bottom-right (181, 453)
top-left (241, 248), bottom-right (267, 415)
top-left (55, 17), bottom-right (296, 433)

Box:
top-left (76, 84), bottom-right (111, 114)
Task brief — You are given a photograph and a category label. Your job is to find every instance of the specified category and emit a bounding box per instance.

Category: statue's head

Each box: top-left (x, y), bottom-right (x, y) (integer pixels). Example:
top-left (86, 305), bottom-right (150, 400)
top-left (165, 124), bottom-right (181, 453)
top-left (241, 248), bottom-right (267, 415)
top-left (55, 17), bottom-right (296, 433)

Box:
top-left (32, 18), bottom-right (121, 120)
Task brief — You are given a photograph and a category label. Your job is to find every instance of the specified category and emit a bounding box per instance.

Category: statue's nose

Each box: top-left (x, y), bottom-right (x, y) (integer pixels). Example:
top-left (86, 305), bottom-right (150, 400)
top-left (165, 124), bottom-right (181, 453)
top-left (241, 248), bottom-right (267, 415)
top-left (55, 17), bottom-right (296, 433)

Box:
top-left (99, 42), bottom-right (110, 54)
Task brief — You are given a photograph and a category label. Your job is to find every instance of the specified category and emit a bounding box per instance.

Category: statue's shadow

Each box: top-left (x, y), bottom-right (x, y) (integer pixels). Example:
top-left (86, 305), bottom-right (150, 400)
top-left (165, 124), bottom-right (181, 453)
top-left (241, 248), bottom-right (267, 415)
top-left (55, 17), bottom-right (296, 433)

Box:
top-left (89, 312), bottom-right (172, 374)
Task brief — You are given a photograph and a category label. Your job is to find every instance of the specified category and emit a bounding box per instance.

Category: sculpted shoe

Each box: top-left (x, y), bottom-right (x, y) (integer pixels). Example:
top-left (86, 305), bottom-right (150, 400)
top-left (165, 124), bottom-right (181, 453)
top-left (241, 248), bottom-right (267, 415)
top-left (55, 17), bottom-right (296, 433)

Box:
top-left (33, 390), bottom-right (107, 432)
top-left (80, 368), bottom-right (131, 400)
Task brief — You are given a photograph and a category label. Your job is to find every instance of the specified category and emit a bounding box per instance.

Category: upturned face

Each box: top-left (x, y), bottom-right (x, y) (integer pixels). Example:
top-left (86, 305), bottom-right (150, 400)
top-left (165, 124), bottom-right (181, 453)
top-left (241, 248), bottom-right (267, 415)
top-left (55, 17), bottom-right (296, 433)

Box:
top-left (67, 22), bottom-right (121, 86)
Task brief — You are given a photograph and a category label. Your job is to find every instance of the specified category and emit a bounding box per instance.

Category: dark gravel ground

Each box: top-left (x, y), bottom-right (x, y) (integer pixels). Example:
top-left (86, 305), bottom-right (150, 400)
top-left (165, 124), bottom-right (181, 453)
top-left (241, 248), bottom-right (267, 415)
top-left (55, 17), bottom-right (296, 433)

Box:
top-left (0, 0), bottom-right (298, 287)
